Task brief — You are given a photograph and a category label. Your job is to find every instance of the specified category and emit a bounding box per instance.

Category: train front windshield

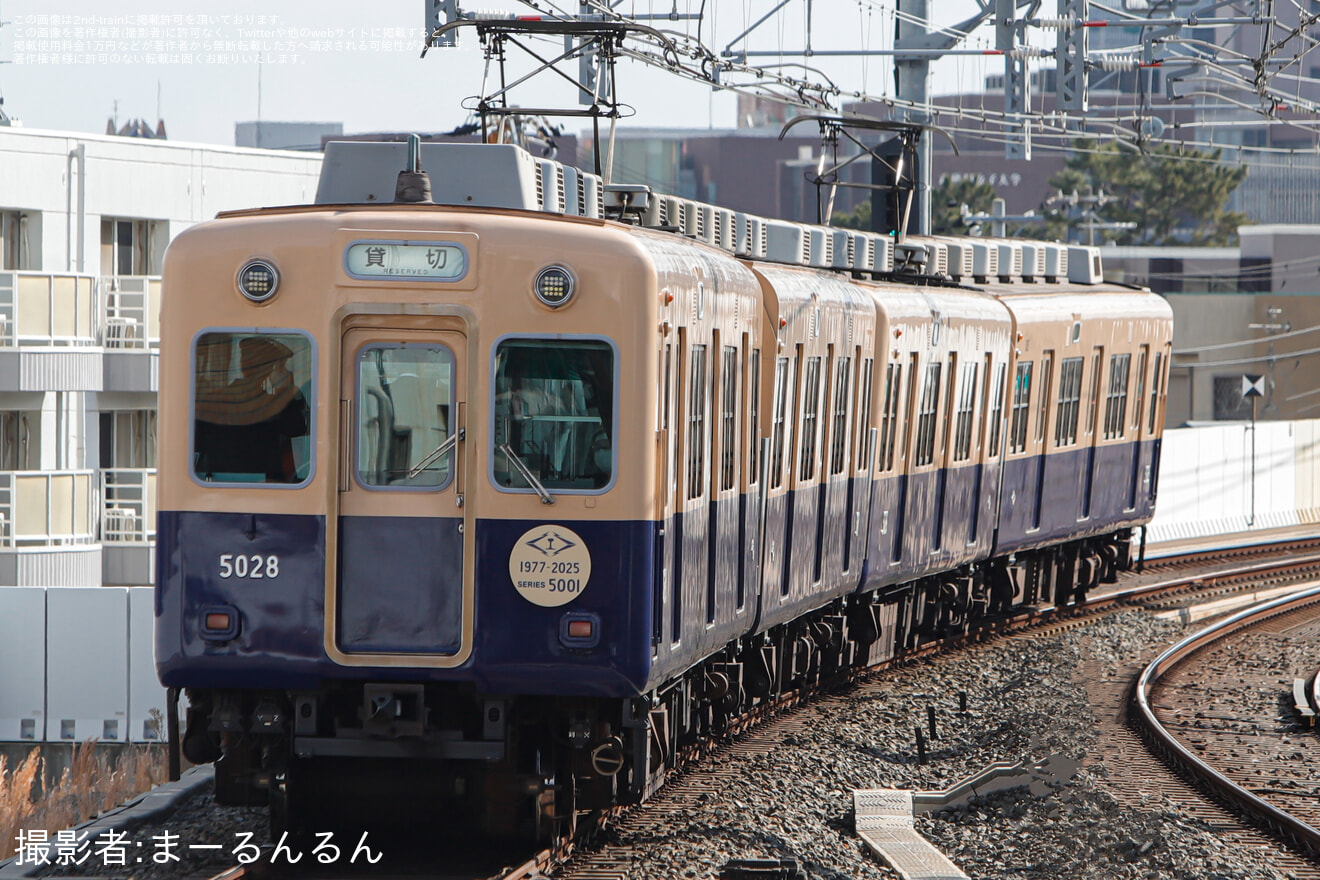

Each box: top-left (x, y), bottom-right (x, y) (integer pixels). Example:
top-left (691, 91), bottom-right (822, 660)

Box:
top-left (192, 332), bottom-right (313, 485)
top-left (493, 339), bottom-right (614, 492)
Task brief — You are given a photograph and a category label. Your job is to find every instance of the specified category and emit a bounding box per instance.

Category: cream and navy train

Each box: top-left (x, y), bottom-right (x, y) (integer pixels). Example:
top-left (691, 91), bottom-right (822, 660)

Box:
top-left (155, 140), bottom-right (1173, 837)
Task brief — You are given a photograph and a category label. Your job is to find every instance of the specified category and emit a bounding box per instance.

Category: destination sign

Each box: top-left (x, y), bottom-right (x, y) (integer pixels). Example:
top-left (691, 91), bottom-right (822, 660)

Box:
top-left (345, 241), bottom-right (468, 281)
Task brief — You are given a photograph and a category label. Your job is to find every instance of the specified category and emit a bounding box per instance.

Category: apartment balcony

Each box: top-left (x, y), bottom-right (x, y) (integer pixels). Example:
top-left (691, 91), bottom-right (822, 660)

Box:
top-left (0, 469), bottom-right (100, 586)
top-left (101, 276), bottom-right (161, 393)
top-left (100, 468), bottom-right (156, 587)
top-left (0, 272), bottom-right (103, 392)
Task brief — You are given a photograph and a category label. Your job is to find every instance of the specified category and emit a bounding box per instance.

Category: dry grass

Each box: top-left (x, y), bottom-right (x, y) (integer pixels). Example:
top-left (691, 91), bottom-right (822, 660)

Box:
top-left (0, 741), bottom-right (168, 860)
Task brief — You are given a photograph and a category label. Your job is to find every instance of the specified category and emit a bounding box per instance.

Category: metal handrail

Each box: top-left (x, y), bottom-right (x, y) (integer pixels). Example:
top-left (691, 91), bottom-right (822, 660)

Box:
top-left (100, 467), bottom-right (157, 543)
top-left (101, 275), bottom-right (162, 350)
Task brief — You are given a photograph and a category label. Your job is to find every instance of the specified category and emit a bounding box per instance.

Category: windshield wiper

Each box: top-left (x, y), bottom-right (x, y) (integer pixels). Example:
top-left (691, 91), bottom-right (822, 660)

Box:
top-left (497, 443), bottom-right (555, 504)
top-left (408, 431), bottom-right (458, 479)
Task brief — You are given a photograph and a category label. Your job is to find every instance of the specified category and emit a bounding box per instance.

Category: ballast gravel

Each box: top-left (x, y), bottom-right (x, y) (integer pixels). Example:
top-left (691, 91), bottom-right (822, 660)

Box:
top-left (23, 609), bottom-right (1307, 879)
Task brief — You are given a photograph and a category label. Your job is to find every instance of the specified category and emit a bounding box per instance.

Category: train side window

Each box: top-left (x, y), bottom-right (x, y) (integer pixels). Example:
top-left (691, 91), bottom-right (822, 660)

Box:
top-left (855, 358), bottom-right (874, 472)
top-left (192, 331), bottom-right (313, 485)
top-left (799, 356), bottom-right (823, 481)
top-left (720, 345), bottom-right (738, 492)
top-left (1055, 357), bottom-right (1084, 447)
top-left (830, 355), bottom-right (851, 475)
top-left (747, 349), bottom-right (761, 484)
top-left (492, 337), bottom-right (615, 492)
top-left (987, 363), bottom-right (1006, 457)
top-left (1103, 353), bottom-right (1131, 440)
top-left (1132, 347), bottom-right (1149, 432)
top-left (686, 345), bottom-right (708, 500)
top-left (952, 361), bottom-right (977, 462)
top-left (1149, 351), bottom-right (1164, 433)
top-left (770, 357), bottom-right (790, 488)
top-left (356, 344), bottom-right (455, 489)
top-left (1008, 362), bottom-right (1032, 454)
top-left (914, 362), bottom-right (941, 467)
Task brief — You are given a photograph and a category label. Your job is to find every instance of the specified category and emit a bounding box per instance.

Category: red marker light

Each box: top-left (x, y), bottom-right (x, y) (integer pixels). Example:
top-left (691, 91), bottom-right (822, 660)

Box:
top-left (205, 612), bottom-right (232, 631)
top-left (779, 317), bottom-right (787, 328)
top-left (567, 619), bottom-right (594, 640)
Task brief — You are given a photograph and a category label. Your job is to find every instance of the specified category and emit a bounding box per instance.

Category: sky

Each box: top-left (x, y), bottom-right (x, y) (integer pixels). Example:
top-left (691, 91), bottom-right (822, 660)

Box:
top-left (0, 0), bottom-right (998, 146)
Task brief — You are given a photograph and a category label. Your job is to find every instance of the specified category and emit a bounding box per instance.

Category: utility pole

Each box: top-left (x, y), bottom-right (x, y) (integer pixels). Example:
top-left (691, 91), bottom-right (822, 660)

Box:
top-left (894, 0), bottom-right (933, 234)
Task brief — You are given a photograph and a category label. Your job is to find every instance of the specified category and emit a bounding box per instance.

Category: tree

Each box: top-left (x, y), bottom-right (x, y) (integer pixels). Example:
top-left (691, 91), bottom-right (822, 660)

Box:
top-left (831, 176), bottom-right (998, 235)
top-left (831, 199), bottom-right (871, 230)
top-left (931, 176), bottom-right (998, 236)
top-left (1040, 140), bottom-right (1247, 246)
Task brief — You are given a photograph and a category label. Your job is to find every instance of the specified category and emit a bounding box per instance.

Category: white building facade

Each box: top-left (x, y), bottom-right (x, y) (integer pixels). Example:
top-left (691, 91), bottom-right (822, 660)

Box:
top-left (0, 126), bottom-right (321, 745)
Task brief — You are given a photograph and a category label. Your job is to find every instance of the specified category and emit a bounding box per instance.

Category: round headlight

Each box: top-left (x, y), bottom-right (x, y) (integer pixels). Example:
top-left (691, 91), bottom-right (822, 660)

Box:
top-left (237, 260), bottom-right (279, 302)
top-left (534, 265), bottom-right (575, 308)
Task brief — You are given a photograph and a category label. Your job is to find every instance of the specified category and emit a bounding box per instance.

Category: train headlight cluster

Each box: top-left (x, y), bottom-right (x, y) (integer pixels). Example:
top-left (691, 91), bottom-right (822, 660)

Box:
top-left (237, 260), bottom-right (280, 302)
top-left (534, 265), bottom-right (575, 308)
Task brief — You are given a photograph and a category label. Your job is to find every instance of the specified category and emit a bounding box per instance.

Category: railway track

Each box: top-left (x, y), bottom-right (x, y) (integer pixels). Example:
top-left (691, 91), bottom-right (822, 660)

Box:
top-left (1131, 581), bottom-right (1320, 868)
top-left (67, 534), bottom-right (1320, 880)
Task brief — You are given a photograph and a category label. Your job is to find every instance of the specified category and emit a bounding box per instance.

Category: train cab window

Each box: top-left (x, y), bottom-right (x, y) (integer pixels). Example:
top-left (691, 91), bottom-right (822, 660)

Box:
top-left (1008, 362), bottom-right (1032, 454)
top-left (192, 332), bottom-right (313, 485)
top-left (1103, 353), bottom-right (1131, 440)
top-left (356, 344), bottom-right (455, 489)
top-left (493, 338), bottom-right (615, 492)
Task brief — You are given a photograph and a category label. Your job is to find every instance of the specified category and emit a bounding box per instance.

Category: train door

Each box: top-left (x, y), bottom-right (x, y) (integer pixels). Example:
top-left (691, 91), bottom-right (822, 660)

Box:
top-left (1127, 345), bottom-right (1150, 510)
top-left (1079, 346), bottom-right (1103, 520)
top-left (331, 322), bottom-right (471, 660)
top-left (1031, 351), bottom-right (1053, 530)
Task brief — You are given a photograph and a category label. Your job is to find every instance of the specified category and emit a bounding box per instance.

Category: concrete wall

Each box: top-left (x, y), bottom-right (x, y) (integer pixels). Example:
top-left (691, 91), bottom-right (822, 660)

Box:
top-left (1147, 419), bottom-right (1320, 542)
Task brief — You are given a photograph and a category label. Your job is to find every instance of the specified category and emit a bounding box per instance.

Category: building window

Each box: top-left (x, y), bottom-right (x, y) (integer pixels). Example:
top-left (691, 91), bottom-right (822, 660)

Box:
top-left (1, 211), bottom-right (31, 271)
top-left (101, 218), bottom-right (158, 276)
top-left (99, 410), bottom-right (157, 469)
top-left (0, 412), bottom-right (34, 469)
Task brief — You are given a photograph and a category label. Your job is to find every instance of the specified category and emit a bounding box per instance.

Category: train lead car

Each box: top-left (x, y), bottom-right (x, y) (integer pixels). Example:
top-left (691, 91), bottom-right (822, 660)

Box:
top-left (155, 138), bottom-right (1172, 838)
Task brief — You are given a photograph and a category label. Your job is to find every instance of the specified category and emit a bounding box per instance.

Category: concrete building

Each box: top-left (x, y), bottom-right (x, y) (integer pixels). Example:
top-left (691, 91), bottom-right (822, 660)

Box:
top-left (0, 124), bottom-right (320, 745)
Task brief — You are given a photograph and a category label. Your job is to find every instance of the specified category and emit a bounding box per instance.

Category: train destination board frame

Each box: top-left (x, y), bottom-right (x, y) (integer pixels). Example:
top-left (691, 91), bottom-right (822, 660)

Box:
top-left (344, 240), bottom-right (468, 281)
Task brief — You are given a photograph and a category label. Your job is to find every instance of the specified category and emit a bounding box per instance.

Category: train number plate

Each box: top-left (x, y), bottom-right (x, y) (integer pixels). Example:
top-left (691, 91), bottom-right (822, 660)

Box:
top-left (219, 553), bottom-right (280, 579)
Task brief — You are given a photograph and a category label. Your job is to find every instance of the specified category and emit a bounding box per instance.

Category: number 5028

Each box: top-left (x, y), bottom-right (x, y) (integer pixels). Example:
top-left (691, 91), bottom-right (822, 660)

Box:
top-left (219, 554), bottom-right (280, 579)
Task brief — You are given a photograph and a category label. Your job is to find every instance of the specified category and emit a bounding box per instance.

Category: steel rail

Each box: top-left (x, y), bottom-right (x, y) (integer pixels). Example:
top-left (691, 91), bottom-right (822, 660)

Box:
top-left (1131, 582), bottom-right (1320, 861)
